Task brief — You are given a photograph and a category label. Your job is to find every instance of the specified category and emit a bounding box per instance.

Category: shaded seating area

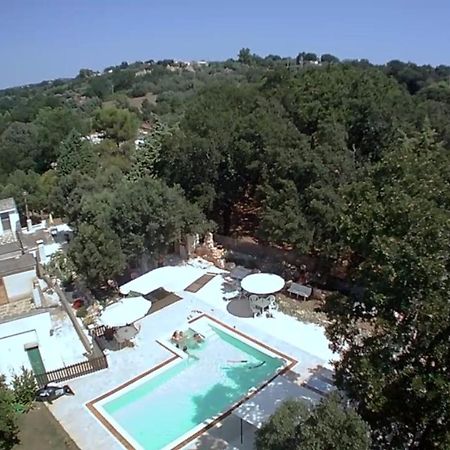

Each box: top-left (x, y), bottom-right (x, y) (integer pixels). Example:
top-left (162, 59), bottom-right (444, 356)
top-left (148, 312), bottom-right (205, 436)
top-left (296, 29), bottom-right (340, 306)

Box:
top-left (91, 324), bottom-right (138, 351)
top-left (249, 294), bottom-right (278, 317)
top-left (227, 273), bottom-right (283, 318)
top-left (287, 282), bottom-right (312, 300)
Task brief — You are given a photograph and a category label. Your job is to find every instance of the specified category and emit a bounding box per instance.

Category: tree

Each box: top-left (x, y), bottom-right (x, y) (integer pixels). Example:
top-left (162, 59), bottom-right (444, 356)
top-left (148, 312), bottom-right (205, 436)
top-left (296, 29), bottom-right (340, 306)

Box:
top-left (34, 107), bottom-right (87, 170)
top-left (68, 223), bottom-right (125, 287)
top-left (128, 118), bottom-right (171, 181)
top-left (49, 171), bottom-right (97, 220)
top-left (77, 68), bottom-right (95, 79)
top-left (303, 52), bottom-right (318, 62)
top-left (418, 80), bottom-right (450, 104)
top-left (0, 122), bottom-right (39, 175)
top-left (279, 64), bottom-right (412, 161)
top-left (238, 48), bottom-right (253, 65)
top-left (258, 180), bottom-right (312, 252)
top-left (157, 82), bottom-right (303, 234)
top-left (111, 69), bottom-right (135, 91)
top-left (11, 367), bottom-right (37, 411)
top-left (321, 53), bottom-right (340, 63)
top-left (86, 77), bottom-right (113, 100)
top-left (141, 98), bottom-right (155, 121)
top-left (0, 169), bottom-right (56, 215)
top-left (256, 399), bottom-right (305, 450)
top-left (93, 107), bottom-right (139, 143)
top-left (326, 129), bottom-right (450, 449)
top-left (0, 375), bottom-right (19, 450)
top-left (255, 394), bottom-right (371, 450)
top-left (110, 177), bottom-right (209, 264)
top-left (56, 130), bottom-right (97, 177)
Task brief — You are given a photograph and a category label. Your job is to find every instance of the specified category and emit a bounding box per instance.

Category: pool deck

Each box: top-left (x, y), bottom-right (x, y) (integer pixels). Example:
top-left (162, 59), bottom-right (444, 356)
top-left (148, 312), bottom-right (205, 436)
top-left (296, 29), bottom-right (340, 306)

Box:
top-left (48, 259), bottom-right (336, 450)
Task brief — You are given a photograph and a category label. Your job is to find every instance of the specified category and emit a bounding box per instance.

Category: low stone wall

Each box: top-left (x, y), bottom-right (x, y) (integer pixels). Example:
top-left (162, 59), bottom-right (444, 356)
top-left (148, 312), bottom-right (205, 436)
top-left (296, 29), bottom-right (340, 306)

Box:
top-left (0, 297), bottom-right (34, 319)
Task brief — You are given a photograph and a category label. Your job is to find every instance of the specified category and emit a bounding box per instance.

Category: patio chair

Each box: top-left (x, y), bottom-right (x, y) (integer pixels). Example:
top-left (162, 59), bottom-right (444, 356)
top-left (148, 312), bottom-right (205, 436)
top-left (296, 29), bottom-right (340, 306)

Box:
top-left (268, 295), bottom-right (278, 311)
top-left (250, 301), bottom-right (262, 318)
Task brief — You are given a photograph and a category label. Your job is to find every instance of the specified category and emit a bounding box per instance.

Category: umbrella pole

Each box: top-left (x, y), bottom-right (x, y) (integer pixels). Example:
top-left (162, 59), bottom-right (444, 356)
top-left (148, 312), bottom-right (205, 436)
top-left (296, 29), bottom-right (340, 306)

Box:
top-left (240, 417), bottom-right (243, 444)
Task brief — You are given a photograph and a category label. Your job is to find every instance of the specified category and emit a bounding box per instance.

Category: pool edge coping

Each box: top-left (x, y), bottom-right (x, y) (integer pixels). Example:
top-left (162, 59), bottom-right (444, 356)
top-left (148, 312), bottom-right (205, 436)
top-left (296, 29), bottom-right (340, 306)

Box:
top-left (86, 313), bottom-right (297, 450)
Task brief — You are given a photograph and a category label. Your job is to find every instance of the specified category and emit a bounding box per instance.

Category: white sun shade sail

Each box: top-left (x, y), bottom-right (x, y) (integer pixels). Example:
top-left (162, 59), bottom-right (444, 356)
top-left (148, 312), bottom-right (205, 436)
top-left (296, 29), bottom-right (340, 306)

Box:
top-left (99, 297), bottom-right (151, 327)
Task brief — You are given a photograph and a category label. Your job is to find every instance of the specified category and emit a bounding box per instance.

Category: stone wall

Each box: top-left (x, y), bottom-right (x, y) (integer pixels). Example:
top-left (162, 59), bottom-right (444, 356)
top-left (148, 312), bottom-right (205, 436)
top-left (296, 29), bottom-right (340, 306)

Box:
top-left (0, 298), bottom-right (34, 319)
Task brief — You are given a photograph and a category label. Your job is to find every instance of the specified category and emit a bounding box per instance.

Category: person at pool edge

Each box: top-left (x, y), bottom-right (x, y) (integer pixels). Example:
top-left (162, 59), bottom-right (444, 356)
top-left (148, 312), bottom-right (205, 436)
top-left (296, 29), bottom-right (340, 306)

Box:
top-left (193, 332), bottom-right (203, 343)
top-left (171, 330), bottom-right (184, 342)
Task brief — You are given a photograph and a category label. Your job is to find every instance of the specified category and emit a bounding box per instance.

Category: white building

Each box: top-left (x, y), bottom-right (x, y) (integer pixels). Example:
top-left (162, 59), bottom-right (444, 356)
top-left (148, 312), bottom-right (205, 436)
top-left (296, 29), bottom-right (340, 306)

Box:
top-left (0, 198), bottom-right (20, 237)
top-left (0, 253), bottom-right (37, 305)
top-left (0, 310), bottom-right (88, 383)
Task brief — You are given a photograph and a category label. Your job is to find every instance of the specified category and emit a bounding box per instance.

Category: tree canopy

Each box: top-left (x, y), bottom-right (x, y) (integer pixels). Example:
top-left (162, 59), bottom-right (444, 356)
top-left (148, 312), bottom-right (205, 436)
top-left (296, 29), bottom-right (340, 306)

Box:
top-left (2, 52), bottom-right (450, 446)
top-left (0, 376), bottom-right (18, 450)
top-left (255, 394), bottom-right (371, 450)
top-left (93, 106), bottom-right (139, 143)
top-left (326, 129), bottom-right (450, 448)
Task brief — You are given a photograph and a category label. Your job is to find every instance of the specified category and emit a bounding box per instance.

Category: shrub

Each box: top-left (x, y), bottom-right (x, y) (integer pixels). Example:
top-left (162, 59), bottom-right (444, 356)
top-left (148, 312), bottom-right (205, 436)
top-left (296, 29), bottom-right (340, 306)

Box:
top-left (11, 367), bottom-right (37, 411)
top-left (76, 306), bottom-right (88, 318)
top-left (0, 375), bottom-right (19, 449)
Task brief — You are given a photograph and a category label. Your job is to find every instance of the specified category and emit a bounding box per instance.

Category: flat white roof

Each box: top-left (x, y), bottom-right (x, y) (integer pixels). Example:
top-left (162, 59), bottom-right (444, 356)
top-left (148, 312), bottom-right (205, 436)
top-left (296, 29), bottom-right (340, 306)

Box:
top-left (120, 265), bottom-right (206, 296)
top-left (0, 311), bottom-right (87, 383)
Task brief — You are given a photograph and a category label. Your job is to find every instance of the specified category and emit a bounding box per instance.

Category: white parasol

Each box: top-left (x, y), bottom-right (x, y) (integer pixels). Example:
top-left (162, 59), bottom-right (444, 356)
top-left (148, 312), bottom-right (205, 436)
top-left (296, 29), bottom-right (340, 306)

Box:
top-left (99, 297), bottom-right (151, 327)
top-left (241, 273), bottom-right (285, 295)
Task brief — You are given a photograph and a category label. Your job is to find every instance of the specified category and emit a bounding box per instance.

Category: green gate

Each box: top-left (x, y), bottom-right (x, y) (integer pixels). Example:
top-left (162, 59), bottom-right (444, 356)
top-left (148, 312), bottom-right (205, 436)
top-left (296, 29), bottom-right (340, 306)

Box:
top-left (24, 343), bottom-right (47, 383)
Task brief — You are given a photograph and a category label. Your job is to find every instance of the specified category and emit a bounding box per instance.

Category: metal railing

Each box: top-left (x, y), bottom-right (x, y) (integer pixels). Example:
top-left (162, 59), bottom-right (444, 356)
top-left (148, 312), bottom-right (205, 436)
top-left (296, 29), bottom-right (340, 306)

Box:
top-left (34, 354), bottom-right (108, 387)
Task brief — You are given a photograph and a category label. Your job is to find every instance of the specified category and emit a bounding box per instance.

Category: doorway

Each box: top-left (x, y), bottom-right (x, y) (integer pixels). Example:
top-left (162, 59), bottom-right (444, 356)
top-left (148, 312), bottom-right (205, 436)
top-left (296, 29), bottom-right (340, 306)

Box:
top-left (24, 343), bottom-right (47, 380)
top-left (0, 213), bottom-right (11, 232)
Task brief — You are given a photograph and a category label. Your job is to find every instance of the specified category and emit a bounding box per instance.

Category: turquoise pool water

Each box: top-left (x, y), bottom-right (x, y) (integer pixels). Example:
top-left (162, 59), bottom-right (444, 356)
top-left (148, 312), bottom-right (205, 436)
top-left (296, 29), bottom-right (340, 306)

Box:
top-left (101, 324), bottom-right (284, 450)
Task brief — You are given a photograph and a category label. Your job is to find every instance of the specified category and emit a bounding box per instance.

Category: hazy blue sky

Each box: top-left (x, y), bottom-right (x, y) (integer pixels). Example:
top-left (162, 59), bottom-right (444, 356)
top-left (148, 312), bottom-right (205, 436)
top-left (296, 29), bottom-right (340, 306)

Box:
top-left (1, 0), bottom-right (449, 88)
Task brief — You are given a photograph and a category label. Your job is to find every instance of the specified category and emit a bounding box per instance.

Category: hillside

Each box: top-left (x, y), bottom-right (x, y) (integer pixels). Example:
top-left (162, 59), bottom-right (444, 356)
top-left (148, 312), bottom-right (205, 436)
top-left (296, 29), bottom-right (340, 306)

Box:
top-left (1, 49), bottom-right (450, 448)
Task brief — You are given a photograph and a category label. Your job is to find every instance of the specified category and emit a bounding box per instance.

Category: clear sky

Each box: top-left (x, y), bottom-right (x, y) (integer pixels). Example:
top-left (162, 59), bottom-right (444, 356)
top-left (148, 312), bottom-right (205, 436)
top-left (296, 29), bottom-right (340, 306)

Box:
top-left (1, 0), bottom-right (450, 89)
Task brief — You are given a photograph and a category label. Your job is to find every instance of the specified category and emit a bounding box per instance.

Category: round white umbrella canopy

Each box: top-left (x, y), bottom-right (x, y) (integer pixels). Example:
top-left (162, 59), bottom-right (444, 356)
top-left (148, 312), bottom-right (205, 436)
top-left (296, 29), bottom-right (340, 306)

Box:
top-left (99, 297), bottom-right (151, 327)
top-left (241, 273), bottom-right (285, 295)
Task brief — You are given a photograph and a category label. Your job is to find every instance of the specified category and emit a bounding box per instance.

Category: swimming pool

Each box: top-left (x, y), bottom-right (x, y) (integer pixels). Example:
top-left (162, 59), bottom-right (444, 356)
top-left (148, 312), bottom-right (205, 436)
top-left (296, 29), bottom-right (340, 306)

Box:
top-left (91, 317), bottom-right (288, 450)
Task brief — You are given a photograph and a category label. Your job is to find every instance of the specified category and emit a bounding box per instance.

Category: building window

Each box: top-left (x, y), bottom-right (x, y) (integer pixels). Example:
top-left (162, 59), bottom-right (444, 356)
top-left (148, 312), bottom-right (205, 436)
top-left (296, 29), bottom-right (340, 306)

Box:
top-left (0, 213), bottom-right (11, 231)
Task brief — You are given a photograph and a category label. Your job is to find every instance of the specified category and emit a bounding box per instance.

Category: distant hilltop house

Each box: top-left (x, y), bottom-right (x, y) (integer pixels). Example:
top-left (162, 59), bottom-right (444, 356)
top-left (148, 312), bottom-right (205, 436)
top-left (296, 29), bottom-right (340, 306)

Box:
top-left (135, 68), bottom-right (152, 77)
top-left (192, 60), bottom-right (208, 67)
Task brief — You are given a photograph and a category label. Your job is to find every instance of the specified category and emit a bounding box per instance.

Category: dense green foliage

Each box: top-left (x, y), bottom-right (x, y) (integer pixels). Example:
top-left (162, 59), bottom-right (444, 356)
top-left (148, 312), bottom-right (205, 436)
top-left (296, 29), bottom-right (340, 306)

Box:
top-left (68, 223), bottom-right (126, 286)
top-left (11, 368), bottom-right (37, 412)
top-left (0, 376), bottom-right (19, 450)
top-left (1, 51), bottom-right (450, 447)
top-left (325, 129), bottom-right (450, 449)
top-left (255, 394), bottom-right (371, 450)
top-left (93, 106), bottom-right (139, 143)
